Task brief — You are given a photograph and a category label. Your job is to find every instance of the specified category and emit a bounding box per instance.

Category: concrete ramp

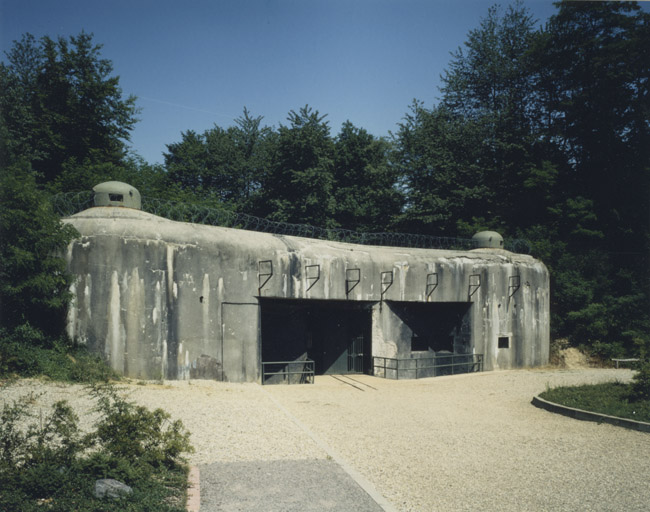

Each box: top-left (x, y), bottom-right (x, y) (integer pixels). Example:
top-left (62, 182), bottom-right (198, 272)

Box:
top-left (199, 459), bottom-right (385, 511)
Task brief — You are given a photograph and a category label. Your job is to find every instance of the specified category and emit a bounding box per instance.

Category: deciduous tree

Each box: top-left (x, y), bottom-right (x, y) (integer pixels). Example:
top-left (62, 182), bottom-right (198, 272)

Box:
top-left (258, 105), bottom-right (336, 227)
top-left (333, 121), bottom-right (401, 232)
top-left (0, 32), bottom-right (138, 188)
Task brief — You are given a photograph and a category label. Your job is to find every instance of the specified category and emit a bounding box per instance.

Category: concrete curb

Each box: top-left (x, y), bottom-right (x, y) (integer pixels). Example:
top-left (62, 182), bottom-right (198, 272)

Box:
top-left (531, 395), bottom-right (650, 433)
top-left (186, 466), bottom-right (200, 511)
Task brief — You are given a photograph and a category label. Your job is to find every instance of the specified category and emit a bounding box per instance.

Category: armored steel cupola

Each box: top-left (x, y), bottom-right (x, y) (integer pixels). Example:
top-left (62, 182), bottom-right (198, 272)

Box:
top-left (93, 181), bottom-right (141, 210)
top-left (472, 230), bottom-right (504, 249)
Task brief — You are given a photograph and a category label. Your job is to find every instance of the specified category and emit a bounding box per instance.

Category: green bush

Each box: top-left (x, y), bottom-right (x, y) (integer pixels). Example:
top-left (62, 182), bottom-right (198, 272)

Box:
top-left (0, 384), bottom-right (193, 511)
top-left (586, 340), bottom-right (627, 361)
top-left (0, 397), bottom-right (92, 504)
top-left (630, 361), bottom-right (650, 402)
top-left (91, 384), bottom-right (194, 469)
top-left (0, 324), bottom-right (118, 382)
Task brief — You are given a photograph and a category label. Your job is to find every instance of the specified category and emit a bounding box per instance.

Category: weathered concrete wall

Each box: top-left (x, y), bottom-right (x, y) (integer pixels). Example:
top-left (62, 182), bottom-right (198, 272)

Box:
top-left (64, 207), bottom-right (549, 381)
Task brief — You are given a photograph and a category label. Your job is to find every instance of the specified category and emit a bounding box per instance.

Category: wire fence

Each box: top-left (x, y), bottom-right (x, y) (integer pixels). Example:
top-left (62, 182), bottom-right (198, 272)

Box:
top-left (51, 191), bottom-right (530, 253)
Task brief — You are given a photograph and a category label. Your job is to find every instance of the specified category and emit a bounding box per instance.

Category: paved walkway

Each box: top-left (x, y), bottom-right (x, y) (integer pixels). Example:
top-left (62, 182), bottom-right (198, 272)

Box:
top-left (199, 460), bottom-right (386, 512)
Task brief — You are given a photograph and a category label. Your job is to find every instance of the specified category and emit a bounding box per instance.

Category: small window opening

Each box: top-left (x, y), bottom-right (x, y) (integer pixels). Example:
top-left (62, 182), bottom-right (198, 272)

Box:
top-left (109, 193), bottom-right (124, 202)
top-left (498, 336), bottom-right (510, 349)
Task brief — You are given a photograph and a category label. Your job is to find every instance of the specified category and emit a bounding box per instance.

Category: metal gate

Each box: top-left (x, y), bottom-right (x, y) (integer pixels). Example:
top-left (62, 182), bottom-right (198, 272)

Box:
top-left (347, 335), bottom-right (364, 373)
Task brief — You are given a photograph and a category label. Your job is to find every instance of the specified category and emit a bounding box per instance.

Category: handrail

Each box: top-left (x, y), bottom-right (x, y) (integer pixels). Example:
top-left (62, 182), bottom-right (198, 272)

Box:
top-left (373, 354), bottom-right (483, 380)
top-left (262, 359), bottom-right (315, 385)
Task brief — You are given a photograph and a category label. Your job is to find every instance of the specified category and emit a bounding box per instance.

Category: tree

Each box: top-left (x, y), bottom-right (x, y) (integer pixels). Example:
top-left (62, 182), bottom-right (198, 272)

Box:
top-left (439, 1), bottom-right (543, 230)
top-left (536, 1), bottom-right (650, 247)
top-left (392, 101), bottom-right (488, 235)
top-left (533, 1), bottom-right (650, 354)
top-left (398, 1), bottom-right (650, 357)
top-left (0, 32), bottom-right (138, 188)
top-left (164, 130), bottom-right (209, 191)
top-left (0, 162), bottom-right (78, 336)
top-left (228, 107), bottom-right (274, 211)
top-left (257, 105), bottom-right (336, 227)
top-left (164, 108), bottom-right (273, 211)
top-left (333, 121), bottom-right (401, 231)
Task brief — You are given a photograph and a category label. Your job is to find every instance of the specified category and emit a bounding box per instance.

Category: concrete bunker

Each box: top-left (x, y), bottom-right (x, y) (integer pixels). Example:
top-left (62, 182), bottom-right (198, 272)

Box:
top-left (62, 183), bottom-right (550, 383)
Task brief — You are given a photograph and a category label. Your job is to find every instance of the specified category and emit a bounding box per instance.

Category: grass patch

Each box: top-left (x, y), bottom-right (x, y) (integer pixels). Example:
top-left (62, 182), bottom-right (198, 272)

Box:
top-left (540, 381), bottom-right (650, 423)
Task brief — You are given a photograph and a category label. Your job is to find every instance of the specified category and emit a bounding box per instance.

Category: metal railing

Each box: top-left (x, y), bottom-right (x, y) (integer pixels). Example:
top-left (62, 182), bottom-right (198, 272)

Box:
top-left (51, 191), bottom-right (531, 253)
top-left (262, 359), bottom-right (315, 385)
top-left (373, 354), bottom-right (483, 380)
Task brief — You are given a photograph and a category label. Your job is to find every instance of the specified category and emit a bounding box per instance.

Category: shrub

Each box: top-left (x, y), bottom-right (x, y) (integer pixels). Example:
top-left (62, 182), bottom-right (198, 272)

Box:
top-left (0, 324), bottom-right (118, 382)
top-left (90, 384), bottom-right (194, 468)
top-left (0, 396), bottom-right (91, 503)
top-left (586, 340), bottom-right (626, 361)
top-left (0, 384), bottom-right (192, 511)
top-left (629, 361), bottom-right (650, 402)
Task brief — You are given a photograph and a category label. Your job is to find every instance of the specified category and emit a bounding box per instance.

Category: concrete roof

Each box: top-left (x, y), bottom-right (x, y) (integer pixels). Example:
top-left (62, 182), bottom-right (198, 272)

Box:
top-left (65, 207), bottom-right (541, 267)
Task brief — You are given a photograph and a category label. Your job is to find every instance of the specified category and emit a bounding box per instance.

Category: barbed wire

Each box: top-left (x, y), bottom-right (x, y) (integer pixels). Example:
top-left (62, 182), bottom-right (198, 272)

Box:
top-left (51, 191), bottom-right (530, 253)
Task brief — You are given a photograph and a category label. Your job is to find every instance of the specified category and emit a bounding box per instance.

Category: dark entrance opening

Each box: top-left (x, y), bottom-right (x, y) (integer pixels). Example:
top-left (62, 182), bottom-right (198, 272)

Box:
top-left (387, 301), bottom-right (472, 354)
top-left (380, 301), bottom-right (475, 379)
top-left (260, 298), bottom-right (373, 378)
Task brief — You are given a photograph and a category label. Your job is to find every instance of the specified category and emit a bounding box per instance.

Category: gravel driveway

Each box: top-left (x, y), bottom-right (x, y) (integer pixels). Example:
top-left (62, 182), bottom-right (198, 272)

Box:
top-left (3, 368), bottom-right (649, 511)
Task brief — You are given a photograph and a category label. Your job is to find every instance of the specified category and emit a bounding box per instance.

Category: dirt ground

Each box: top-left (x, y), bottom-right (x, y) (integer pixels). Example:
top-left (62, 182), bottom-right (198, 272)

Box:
top-left (557, 347), bottom-right (591, 369)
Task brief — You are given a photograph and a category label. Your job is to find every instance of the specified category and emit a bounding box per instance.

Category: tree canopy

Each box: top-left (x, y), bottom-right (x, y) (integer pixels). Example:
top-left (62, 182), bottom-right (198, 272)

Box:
top-left (0, 32), bottom-right (138, 187)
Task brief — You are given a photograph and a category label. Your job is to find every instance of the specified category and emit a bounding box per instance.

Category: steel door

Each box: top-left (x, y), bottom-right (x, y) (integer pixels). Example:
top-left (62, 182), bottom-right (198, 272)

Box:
top-left (347, 335), bottom-right (364, 373)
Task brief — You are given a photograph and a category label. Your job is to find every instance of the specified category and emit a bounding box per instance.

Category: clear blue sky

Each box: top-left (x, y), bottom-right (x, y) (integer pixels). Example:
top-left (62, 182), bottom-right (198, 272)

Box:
top-left (2, 0), bottom-right (562, 164)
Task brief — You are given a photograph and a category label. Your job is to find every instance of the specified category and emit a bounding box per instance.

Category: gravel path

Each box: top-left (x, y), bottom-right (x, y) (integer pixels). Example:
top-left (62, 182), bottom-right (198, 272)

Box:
top-left (2, 368), bottom-right (649, 511)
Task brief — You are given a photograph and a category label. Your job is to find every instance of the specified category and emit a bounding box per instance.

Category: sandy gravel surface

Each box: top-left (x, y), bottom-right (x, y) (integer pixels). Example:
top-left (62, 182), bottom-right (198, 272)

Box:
top-left (2, 368), bottom-right (649, 512)
top-left (0, 379), bottom-right (326, 464)
top-left (266, 369), bottom-right (650, 512)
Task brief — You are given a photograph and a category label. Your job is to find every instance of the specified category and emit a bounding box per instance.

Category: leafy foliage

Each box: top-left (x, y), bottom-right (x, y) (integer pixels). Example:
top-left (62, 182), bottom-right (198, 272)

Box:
top-left (630, 362), bottom-right (650, 402)
top-left (0, 32), bottom-right (138, 187)
top-left (391, 1), bottom-right (650, 357)
top-left (164, 107), bottom-right (274, 210)
top-left (333, 121), bottom-right (402, 231)
top-left (163, 106), bottom-right (402, 231)
top-left (0, 162), bottom-right (78, 335)
top-left (392, 101), bottom-right (486, 234)
top-left (0, 385), bottom-right (192, 511)
top-left (91, 384), bottom-right (193, 468)
top-left (256, 105), bottom-right (337, 226)
top-left (0, 324), bottom-right (118, 381)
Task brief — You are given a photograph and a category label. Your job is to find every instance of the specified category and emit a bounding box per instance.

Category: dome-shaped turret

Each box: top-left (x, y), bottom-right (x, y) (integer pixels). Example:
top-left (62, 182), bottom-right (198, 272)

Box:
top-left (472, 231), bottom-right (504, 249)
top-left (93, 181), bottom-right (141, 209)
